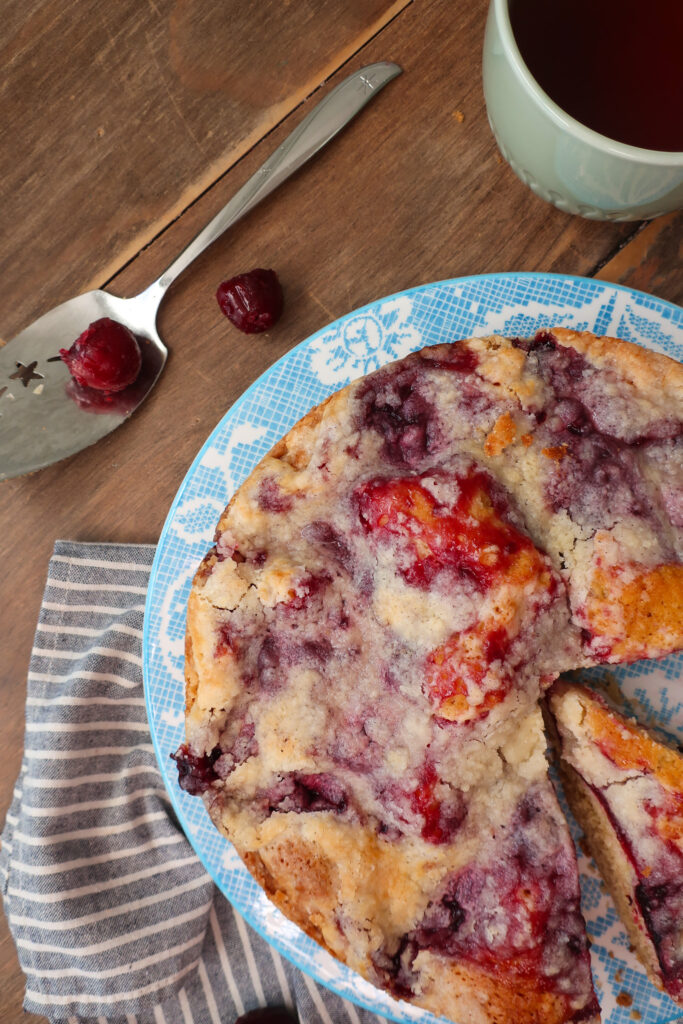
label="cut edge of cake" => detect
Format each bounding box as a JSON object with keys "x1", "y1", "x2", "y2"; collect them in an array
[{"x1": 546, "y1": 678, "x2": 683, "y2": 1008}]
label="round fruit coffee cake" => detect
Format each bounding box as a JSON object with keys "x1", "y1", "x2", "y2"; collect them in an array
[{"x1": 174, "y1": 328, "x2": 683, "y2": 1024}]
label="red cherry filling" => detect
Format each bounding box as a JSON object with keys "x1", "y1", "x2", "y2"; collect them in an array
[
  {"x1": 216, "y1": 268, "x2": 283, "y2": 334},
  {"x1": 358, "y1": 470, "x2": 555, "y2": 723},
  {"x1": 425, "y1": 624, "x2": 511, "y2": 722},
  {"x1": 411, "y1": 761, "x2": 466, "y2": 844},
  {"x1": 357, "y1": 471, "x2": 535, "y2": 591},
  {"x1": 59, "y1": 317, "x2": 142, "y2": 392}
]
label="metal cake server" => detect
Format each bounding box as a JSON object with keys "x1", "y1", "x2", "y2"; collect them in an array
[{"x1": 0, "y1": 62, "x2": 401, "y2": 481}]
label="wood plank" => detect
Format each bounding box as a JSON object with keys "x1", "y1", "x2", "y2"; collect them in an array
[
  {"x1": 0, "y1": 934, "x2": 41, "y2": 1024},
  {"x1": 595, "y1": 211, "x2": 683, "y2": 305},
  {"x1": 0, "y1": 0, "x2": 408, "y2": 343},
  {"x1": 0, "y1": 0, "x2": 675, "y2": 1020},
  {"x1": 105, "y1": 0, "x2": 639, "y2": 332}
]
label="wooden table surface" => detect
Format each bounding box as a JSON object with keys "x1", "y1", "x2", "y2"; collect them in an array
[{"x1": 0, "y1": 1, "x2": 681, "y2": 1020}]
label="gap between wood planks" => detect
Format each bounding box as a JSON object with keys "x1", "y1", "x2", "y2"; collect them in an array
[
  {"x1": 589, "y1": 211, "x2": 681, "y2": 304},
  {"x1": 100, "y1": 0, "x2": 414, "y2": 294},
  {"x1": 587, "y1": 220, "x2": 647, "y2": 279}
]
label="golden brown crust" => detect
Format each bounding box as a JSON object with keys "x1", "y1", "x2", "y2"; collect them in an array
[
  {"x1": 184, "y1": 633, "x2": 199, "y2": 716},
  {"x1": 558, "y1": 760, "x2": 667, "y2": 997},
  {"x1": 552, "y1": 327, "x2": 683, "y2": 397},
  {"x1": 241, "y1": 846, "x2": 338, "y2": 952},
  {"x1": 584, "y1": 564, "x2": 683, "y2": 663},
  {"x1": 415, "y1": 952, "x2": 600, "y2": 1024},
  {"x1": 215, "y1": 386, "x2": 353, "y2": 539},
  {"x1": 240, "y1": 824, "x2": 598, "y2": 1024},
  {"x1": 185, "y1": 549, "x2": 219, "y2": 717},
  {"x1": 484, "y1": 412, "x2": 517, "y2": 457},
  {"x1": 267, "y1": 390, "x2": 341, "y2": 468},
  {"x1": 583, "y1": 691, "x2": 683, "y2": 792}
]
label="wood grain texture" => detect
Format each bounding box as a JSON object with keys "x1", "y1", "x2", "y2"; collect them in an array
[
  {"x1": 0, "y1": 934, "x2": 39, "y2": 1024},
  {"x1": 0, "y1": 0, "x2": 679, "y2": 1021},
  {"x1": 0, "y1": 0, "x2": 407, "y2": 344},
  {"x1": 595, "y1": 211, "x2": 683, "y2": 305}
]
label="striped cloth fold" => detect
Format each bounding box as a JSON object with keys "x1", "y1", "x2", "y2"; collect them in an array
[{"x1": 0, "y1": 541, "x2": 385, "y2": 1024}]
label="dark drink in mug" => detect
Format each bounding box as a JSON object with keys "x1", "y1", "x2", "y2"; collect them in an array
[{"x1": 509, "y1": 0, "x2": 683, "y2": 152}]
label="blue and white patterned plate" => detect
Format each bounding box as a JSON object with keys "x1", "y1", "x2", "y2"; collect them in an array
[{"x1": 143, "y1": 273, "x2": 683, "y2": 1024}]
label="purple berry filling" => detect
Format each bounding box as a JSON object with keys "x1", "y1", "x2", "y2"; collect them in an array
[
  {"x1": 357, "y1": 367, "x2": 438, "y2": 465},
  {"x1": 636, "y1": 878, "x2": 683, "y2": 995},
  {"x1": 171, "y1": 744, "x2": 221, "y2": 795},
  {"x1": 216, "y1": 621, "x2": 240, "y2": 659},
  {"x1": 424, "y1": 344, "x2": 480, "y2": 374},
  {"x1": 214, "y1": 720, "x2": 258, "y2": 779},
  {"x1": 371, "y1": 937, "x2": 419, "y2": 998},
  {"x1": 263, "y1": 772, "x2": 348, "y2": 815},
  {"x1": 331, "y1": 717, "x2": 377, "y2": 773},
  {"x1": 572, "y1": 1003, "x2": 603, "y2": 1023},
  {"x1": 256, "y1": 636, "x2": 287, "y2": 692},
  {"x1": 258, "y1": 477, "x2": 294, "y2": 513},
  {"x1": 546, "y1": 432, "x2": 655, "y2": 522},
  {"x1": 301, "y1": 520, "x2": 352, "y2": 568},
  {"x1": 282, "y1": 572, "x2": 333, "y2": 611},
  {"x1": 514, "y1": 331, "x2": 682, "y2": 534},
  {"x1": 256, "y1": 632, "x2": 332, "y2": 692}
]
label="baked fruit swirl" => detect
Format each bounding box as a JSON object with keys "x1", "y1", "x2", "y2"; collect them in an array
[{"x1": 175, "y1": 329, "x2": 683, "y2": 1024}]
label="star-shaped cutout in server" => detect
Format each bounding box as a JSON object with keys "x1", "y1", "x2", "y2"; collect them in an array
[{"x1": 9, "y1": 361, "x2": 44, "y2": 387}]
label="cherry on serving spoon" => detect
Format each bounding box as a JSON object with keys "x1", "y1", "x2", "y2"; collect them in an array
[
  {"x1": 0, "y1": 62, "x2": 402, "y2": 481},
  {"x1": 59, "y1": 318, "x2": 142, "y2": 392}
]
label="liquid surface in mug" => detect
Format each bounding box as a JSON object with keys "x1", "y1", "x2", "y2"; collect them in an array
[{"x1": 509, "y1": 0, "x2": 683, "y2": 152}]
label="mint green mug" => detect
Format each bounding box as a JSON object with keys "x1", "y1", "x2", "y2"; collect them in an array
[{"x1": 483, "y1": 0, "x2": 683, "y2": 220}]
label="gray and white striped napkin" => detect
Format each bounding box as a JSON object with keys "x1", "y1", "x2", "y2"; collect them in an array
[{"x1": 0, "y1": 541, "x2": 385, "y2": 1024}]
